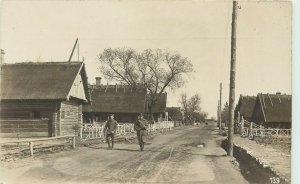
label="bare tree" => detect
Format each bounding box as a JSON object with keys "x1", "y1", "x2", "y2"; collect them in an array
[
  {"x1": 180, "y1": 93, "x2": 206, "y2": 124},
  {"x1": 99, "y1": 48, "x2": 194, "y2": 118},
  {"x1": 221, "y1": 101, "x2": 230, "y2": 126}
]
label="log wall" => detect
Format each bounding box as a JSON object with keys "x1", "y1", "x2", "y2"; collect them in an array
[
  {"x1": 60, "y1": 101, "x2": 81, "y2": 136},
  {"x1": 0, "y1": 119, "x2": 49, "y2": 138}
]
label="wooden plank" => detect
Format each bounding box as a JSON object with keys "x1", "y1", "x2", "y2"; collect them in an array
[
  {"x1": 0, "y1": 132, "x2": 49, "y2": 138},
  {"x1": 0, "y1": 135, "x2": 76, "y2": 144},
  {"x1": 29, "y1": 141, "x2": 34, "y2": 157}
]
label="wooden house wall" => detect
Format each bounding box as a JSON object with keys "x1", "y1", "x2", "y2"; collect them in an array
[
  {"x1": 59, "y1": 101, "x2": 81, "y2": 136},
  {"x1": 0, "y1": 119, "x2": 50, "y2": 138},
  {"x1": 0, "y1": 101, "x2": 55, "y2": 119},
  {"x1": 0, "y1": 101, "x2": 56, "y2": 137},
  {"x1": 83, "y1": 112, "x2": 139, "y2": 124},
  {"x1": 68, "y1": 73, "x2": 87, "y2": 101}
]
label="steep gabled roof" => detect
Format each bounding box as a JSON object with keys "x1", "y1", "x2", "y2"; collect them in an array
[
  {"x1": 235, "y1": 95, "x2": 256, "y2": 119},
  {"x1": 0, "y1": 62, "x2": 90, "y2": 102},
  {"x1": 255, "y1": 93, "x2": 292, "y2": 123},
  {"x1": 83, "y1": 84, "x2": 147, "y2": 113}
]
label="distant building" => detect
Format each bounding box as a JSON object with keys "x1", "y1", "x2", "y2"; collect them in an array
[
  {"x1": 149, "y1": 93, "x2": 167, "y2": 121},
  {"x1": 251, "y1": 93, "x2": 291, "y2": 128},
  {"x1": 0, "y1": 62, "x2": 90, "y2": 138},
  {"x1": 82, "y1": 78, "x2": 168, "y2": 123},
  {"x1": 235, "y1": 95, "x2": 256, "y2": 122},
  {"x1": 166, "y1": 107, "x2": 182, "y2": 121},
  {"x1": 82, "y1": 79, "x2": 147, "y2": 123}
]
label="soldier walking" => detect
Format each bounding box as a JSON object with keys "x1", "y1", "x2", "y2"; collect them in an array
[
  {"x1": 104, "y1": 114, "x2": 118, "y2": 150},
  {"x1": 134, "y1": 114, "x2": 147, "y2": 151}
]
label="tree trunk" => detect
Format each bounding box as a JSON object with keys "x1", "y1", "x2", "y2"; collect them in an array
[{"x1": 147, "y1": 105, "x2": 155, "y2": 124}]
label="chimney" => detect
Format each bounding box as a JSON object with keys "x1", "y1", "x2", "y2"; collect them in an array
[
  {"x1": 0, "y1": 49, "x2": 5, "y2": 66},
  {"x1": 95, "y1": 77, "x2": 102, "y2": 86}
]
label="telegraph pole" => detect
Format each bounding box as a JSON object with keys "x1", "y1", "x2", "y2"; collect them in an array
[
  {"x1": 228, "y1": 0, "x2": 238, "y2": 156},
  {"x1": 219, "y1": 83, "x2": 222, "y2": 130},
  {"x1": 217, "y1": 100, "x2": 220, "y2": 127}
]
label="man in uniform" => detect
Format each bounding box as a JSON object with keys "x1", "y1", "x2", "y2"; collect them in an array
[
  {"x1": 134, "y1": 114, "x2": 148, "y2": 151},
  {"x1": 104, "y1": 114, "x2": 118, "y2": 150}
]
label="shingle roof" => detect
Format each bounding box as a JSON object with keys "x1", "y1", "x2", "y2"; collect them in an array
[
  {"x1": 0, "y1": 62, "x2": 90, "y2": 102},
  {"x1": 83, "y1": 84, "x2": 147, "y2": 113},
  {"x1": 235, "y1": 95, "x2": 256, "y2": 120},
  {"x1": 256, "y1": 93, "x2": 292, "y2": 123}
]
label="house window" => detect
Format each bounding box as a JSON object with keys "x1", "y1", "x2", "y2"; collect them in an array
[
  {"x1": 31, "y1": 111, "x2": 41, "y2": 119},
  {"x1": 61, "y1": 111, "x2": 65, "y2": 119}
]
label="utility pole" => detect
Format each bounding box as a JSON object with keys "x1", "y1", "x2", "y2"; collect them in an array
[
  {"x1": 217, "y1": 100, "x2": 220, "y2": 127},
  {"x1": 219, "y1": 83, "x2": 222, "y2": 130},
  {"x1": 228, "y1": 0, "x2": 238, "y2": 156}
]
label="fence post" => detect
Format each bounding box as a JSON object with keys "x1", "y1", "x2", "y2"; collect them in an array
[
  {"x1": 276, "y1": 128, "x2": 279, "y2": 137},
  {"x1": 250, "y1": 122, "x2": 253, "y2": 137},
  {"x1": 260, "y1": 125, "x2": 263, "y2": 137},
  {"x1": 236, "y1": 111, "x2": 240, "y2": 134},
  {"x1": 72, "y1": 136, "x2": 76, "y2": 149},
  {"x1": 80, "y1": 126, "x2": 83, "y2": 139},
  {"x1": 241, "y1": 116, "x2": 244, "y2": 135},
  {"x1": 29, "y1": 141, "x2": 34, "y2": 157}
]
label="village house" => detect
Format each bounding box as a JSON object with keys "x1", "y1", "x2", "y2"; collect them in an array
[
  {"x1": 149, "y1": 93, "x2": 168, "y2": 121},
  {"x1": 82, "y1": 78, "x2": 147, "y2": 124},
  {"x1": 166, "y1": 107, "x2": 182, "y2": 121},
  {"x1": 82, "y1": 77, "x2": 168, "y2": 124},
  {"x1": 251, "y1": 93, "x2": 292, "y2": 128},
  {"x1": 235, "y1": 95, "x2": 256, "y2": 122},
  {"x1": 0, "y1": 62, "x2": 90, "y2": 138}
]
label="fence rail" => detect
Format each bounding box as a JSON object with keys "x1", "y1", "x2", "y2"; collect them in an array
[
  {"x1": 80, "y1": 121, "x2": 175, "y2": 140},
  {"x1": 0, "y1": 135, "x2": 76, "y2": 157},
  {"x1": 241, "y1": 127, "x2": 291, "y2": 138}
]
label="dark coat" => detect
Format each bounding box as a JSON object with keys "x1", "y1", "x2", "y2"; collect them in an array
[
  {"x1": 104, "y1": 119, "x2": 118, "y2": 134},
  {"x1": 134, "y1": 118, "x2": 147, "y2": 131}
]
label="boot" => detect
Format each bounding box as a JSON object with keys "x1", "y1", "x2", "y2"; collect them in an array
[
  {"x1": 140, "y1": 143, "x2": 143, "y2": 151},
  {"x1": 107, "y1": 143, "x2": 111, "y2": 150}
]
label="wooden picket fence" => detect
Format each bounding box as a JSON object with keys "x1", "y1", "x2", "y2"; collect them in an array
[
  {"x1": 80, "y1": 121, "x2": 175, "y2": 140},
  {"x1": 147, "y1": 121, "x2": 174, "y2": 133},
  {"x1": 239, "y1": 119, "x2": 291, "y2": 138},
  {"x1": 241, "y1": 127, "x2": 291, "y2": 138}
]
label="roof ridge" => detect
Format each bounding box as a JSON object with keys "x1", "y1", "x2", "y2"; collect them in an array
[{"x1": 2, "y1": 61, "x2": 83, "y2": 65}]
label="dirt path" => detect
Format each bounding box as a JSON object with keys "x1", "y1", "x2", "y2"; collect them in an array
[{"x1": 1, "y1": 125, "x2": 249, "y2": 184}]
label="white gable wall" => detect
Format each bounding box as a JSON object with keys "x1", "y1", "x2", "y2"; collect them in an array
[{"x1": 68, "y1": 73, "x2": 87, "y2": 101}]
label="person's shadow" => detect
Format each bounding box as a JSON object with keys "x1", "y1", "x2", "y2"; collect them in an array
[{"x1": 84, "y1": 144, "x2": 140, "y2": 152}]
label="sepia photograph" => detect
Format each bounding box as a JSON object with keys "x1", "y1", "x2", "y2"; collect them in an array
[{"x1": 0, "y1": 0, "x2": 296, "y2": 183}]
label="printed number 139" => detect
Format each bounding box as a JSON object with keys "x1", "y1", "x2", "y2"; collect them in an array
[{"x1": 270, "y1": 177, "x2": 280, "y2": 184}]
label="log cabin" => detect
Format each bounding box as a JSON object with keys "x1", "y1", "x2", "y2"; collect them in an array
[
  {"x1": 0, "y1": 62, "x2": 90, "y2": 138},
  {"x1": 150, "y1": 93, "x2": 168, "y2": 122},
  {"x1": 82, "y1": 80, "x2": 147, "y2": 124},
  {"x1": 251, "y1": 93, "x2": 292, "y2": 128},
  {"x1": 82, "y1": 78, "x2": 168, "y2": 123},
  {"x1": 234, "y1": 95, "x2": 256, "y2": 122}
]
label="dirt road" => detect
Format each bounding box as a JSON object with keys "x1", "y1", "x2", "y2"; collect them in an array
[{"x1": 1, "y1": 124, "x2": 249, "y2": 184}]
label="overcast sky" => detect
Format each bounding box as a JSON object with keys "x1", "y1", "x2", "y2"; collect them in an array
[{"x1": 0, "y1": 0, "x2": 291, "y2": 118}]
